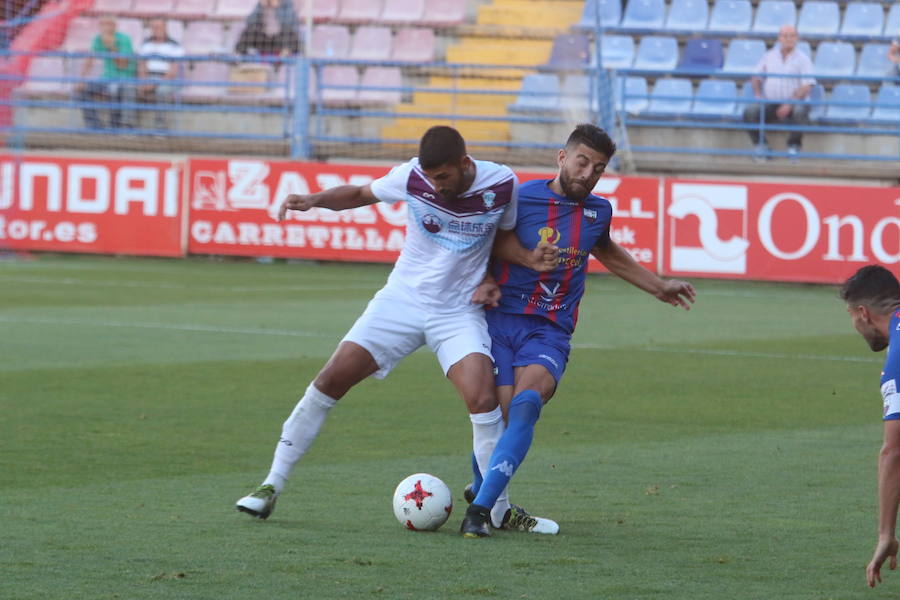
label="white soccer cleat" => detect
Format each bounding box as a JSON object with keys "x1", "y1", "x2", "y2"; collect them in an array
[
  {"x1": 236, "y1": 484, "x2": 278, "y2": 519},
  {"x1": 500, "y1": 504, "x2": 559, "y2": 535}
]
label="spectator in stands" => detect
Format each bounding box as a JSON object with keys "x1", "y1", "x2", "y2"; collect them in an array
[
  {"x1": 888, "y1": 34, "x2": 900, "y2": 77},
  {"x1": 234, "y1": 0, "x2": 301, "y2": 56},
  {"x1": 741, "y1": 25, "x2": 815, "y2": 160},
  {"x1": 75, "y1": 15, "x2": 137, "y2": 129},
  {"x1": 138, "y1": 18, "x2": 185, "y2": 130}
]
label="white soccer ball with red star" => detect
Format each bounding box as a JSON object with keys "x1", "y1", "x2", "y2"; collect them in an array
[{"x1": 392, "y1": 473, "x2": 453, "y2": 531}]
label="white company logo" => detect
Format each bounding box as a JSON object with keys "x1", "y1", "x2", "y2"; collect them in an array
[
  {"x1": 491, "y1": 461, "x2": 515, "y2": 477},
  {"x1": 539, "y1": 282, "x2": 563, "y2": 302},
  {"x1": 668, "y1": 183, "x2": 750, "y2": 274}
]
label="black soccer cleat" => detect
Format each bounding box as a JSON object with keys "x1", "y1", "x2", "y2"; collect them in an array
[
  {"x1": 463, "y1": 483, "x2": 476, "y2": 505},
  {"x1": 460, "y1": 504, "x2": 492, "y2": 538}
]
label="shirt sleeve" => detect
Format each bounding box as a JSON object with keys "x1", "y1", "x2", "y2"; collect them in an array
[
  {"x1": 118, "y1": 33, "x2": 134, "y2": 54},
  {"x1": 497, "y1": 174, "x2": 518, "y2": 231},
  {"x1": 369, "y1": 160, "x2": 415, "y2": 205},
  {"x1": 753, "y1": 52, "x2": 767, "y2": 75},
  {"x1": 91, "y1": 35, "x2": 103, "y2": 52},
  {"x1": 798, "y1": 53, "x2": 816, "y2": 88}
]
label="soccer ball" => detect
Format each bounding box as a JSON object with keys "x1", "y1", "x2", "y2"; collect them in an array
[{"x1": 392, "y1": 473, "x2": 453, "y2": 531}]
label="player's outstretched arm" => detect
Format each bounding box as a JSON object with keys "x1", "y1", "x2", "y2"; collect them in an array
[
  {"x1": 277, "y1": 184, "x2": 378, "y2": 221},
  {"x1": 591, "y1": 241, "x2": 695, "y2": 310},
  {"x1": 491, "y1": 229, "x2": 559, "y2": 273},
  {"x1": 868, "y1": 420, "x2": 900, "y2": 587}
]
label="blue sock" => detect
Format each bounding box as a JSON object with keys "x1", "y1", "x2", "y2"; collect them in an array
[
  {"x1": 472, "y1": 389, "x2": 542, "y2": 509},
  {"x1": 469, "y1": 451, "x2": 483, "y2": 496}
]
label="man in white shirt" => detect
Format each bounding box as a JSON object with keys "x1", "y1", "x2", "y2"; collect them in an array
[
  {"x1": 138, "y1": 19, "x2": 184, "y2": 129},
  {"x1": 235, "y1": 126, "x2": 558, "y2": 527},
  {"x1": 741, "y1": 25, "x2": 815, "y2": 160}
]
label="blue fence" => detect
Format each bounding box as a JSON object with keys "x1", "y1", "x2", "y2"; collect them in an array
[{"x1": 3, "y1": 45, "x2": 900, "y2": 164}]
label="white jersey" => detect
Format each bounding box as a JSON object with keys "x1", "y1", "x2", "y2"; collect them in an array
[{"x1": 369, "y1": 157, "x2": 518, "y2": 311}]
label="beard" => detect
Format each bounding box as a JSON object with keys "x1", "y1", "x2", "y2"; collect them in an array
[
  {"x1": 559, "y1": 170, "x2": 591, "y2": 201},
  {"x1": 865, "y1": 331, "x2": 889, "y2": 352}
]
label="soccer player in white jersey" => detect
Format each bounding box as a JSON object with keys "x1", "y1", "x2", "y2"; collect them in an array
[{"x1": 235, "y1": 126, "x2": 558, "y2": 521}]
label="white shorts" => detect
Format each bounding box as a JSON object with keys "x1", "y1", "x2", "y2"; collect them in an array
[{"x1": 342, "y1": 288, "x2": 492, "y2": 379}]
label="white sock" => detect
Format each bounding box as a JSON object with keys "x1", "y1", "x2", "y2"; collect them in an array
[
  {"x1": 262, "y1": 383, "x2": 337, "y2": 494},
  {"x1": 491, "y1": 488, "x2": 511, "y2": 528},
  {"x1": 469, "y1": 405, "x2": 504, "y2": 508}
]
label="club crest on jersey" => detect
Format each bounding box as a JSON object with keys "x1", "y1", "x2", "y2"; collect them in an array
[
  {"x1": 538, "y1": 226, "x2": 561, "y2": 244},
  {"x1": 583, "y1": 208, "x2": 598, "y2": 222},
  {"x1": 482, "y1": 190, "x2": 496, "y2": 209},
  {"x1": 422, "y1": 213, "x2": 443, "y2": 233}
]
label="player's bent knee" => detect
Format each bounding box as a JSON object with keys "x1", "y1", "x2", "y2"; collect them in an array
[{"x1": 466, "y1": 394, "x2": 499, "y2": 414}]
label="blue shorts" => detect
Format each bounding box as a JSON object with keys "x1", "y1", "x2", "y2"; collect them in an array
[{"x1": 486, "y1": 310, "x2": 571, "y2": 387}]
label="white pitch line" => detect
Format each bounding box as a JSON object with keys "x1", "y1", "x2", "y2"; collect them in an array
[
  {"x1": 0, "y1": 315, "x2": 332, "y2": 338},
  {"x1": 0, "y1": 276, "x2": 379, "y2": 293},
  {"x1": 573, "y1": 343, "x2": 881, "y2": 364},
  {"x1": 0, "y1": 315, "x2": 880, "y2": 364}
]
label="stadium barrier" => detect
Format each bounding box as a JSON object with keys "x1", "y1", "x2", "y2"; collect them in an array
[{"x1": 1, "y1": 153, "x2": 896, "y2": 283}]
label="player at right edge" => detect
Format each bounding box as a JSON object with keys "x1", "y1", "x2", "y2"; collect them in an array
[{"x1": 840, "y1": 265, "x2": 900, "y2": 587}]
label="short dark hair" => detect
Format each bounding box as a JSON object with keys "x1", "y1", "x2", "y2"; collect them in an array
[
  {"x1": 839, "y1": 265, "x2": 900, "y2": 314},
  {"x1": 565, "y1": 123, "x2": 617, "y2": 159},
  {"x1": 418, "y1": 126, "x2": 467, "y2": 170}
]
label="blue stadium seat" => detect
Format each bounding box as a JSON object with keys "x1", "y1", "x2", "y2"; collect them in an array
[
  {"x1": 857, "y1": 43, "x2": 893, "y2": 79},
  {"x1": 509, "y1": 74, "x2": 560, "y2": 111},
  {"x1": 676, "y1": 38, "x2": 724, "y2": 74},
  {"x1": 560, "y1": 75, "x2": 596, "y2": 112},
  {"x1": 807, "y1": 83, "x2": 826, "y2": 121},
  {"x1": 645, "y1": 77, "x2": 693, "y2": 116},
  {"x1": 840, "y1": 2, "x2": 884, "y2": 38},
  {"x1": 546, "y1": 33, "x2": 590, "y2": 69},
  {"x1": 708, "y1": 0, "x2": 752, "y2": 34},
  {"x1": 614, "y1": 75, "x2": 649, "y2": 113},
  {"x1": 723, "y1": 39, "x2": 766, "y2": 73},
  {"x1": 796, "y1": 1, "x2": 839, "y2": 38},
  {"x1": 633, "y1": 35, "x2": 679, "y2": 71},
  {"x1": 822, "y1": 84, "x2": 871, "y2": 122},
  {"x1": 600, "y1": 34, "x2": 635, "y2": 69},
  {"x1": 691, "y1": 78, "x2": 738, "y2": 118},
  {"x1": 870, "y1": 85, "x2": 900, "y2": 123},
  {"x1": 813, "y1": 41, "x2": 856, "y2": 78},
  {"x1": 578, "y1": 0, "x2": 622, "y2": 29},
  {"x1": 620, "y1": 0, "x2": 666, "y2": 30},
  {"x1": 884, "y1": 4, "x2": 900, "y2": 42},
  {"x1": 752, "y1": 1, "x2": 797, "y2": 35},
  {"x1": 736, "y1": 81, "x2": 757, "y2": 115},
  {"x1": 665, "y1": 0, "x2": 708, "y2": 32}
]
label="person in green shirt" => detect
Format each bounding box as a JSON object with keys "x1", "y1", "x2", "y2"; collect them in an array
[{"x1": 75, "y1": 16, "x2": 137, "y2": 129}]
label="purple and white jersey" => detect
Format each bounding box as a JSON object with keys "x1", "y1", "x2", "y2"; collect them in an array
[{"x1": 369, "y1": 157, "x2": 518, "y2": 311}]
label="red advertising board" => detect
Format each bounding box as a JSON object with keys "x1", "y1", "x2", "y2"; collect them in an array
[
  {"x1": 186, "y1": 158, "x2": 662, "y2": 269},
  {"x1": 664, "y1": 179, "x2": 900, "y2": 283},
  {"x1": 187, "y1": 159, "x2": 404, "y2": 261},
  {"x1": 0, "y1": 155, "x2": 184, "y2": 256}
]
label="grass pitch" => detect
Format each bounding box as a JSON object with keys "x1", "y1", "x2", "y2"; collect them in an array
[{"x1": 0, "y1": 254, "x2": 890, "y2": 599}]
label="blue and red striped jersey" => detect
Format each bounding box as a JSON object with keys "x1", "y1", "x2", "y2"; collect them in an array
[
  {"x1": 882, "y1": 310, "x2": 900, "y2": 420},
  {"x1": 492, "y1": 178, "x2": 613, "y2": 334}
]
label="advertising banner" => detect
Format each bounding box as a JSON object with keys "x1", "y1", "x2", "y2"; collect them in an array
[
  {"x1": 664, "y1": 179, "x2": 900, "y2": 283},
  {"x1": 186, "y1": 158, "x2": 662, "y2": 270},
  {"x1": 0, "y1": 155, "x2": 184, "y2": 256}
]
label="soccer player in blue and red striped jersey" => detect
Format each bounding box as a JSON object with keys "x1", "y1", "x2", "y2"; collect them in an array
[
  {"x1": 461, "y1": 124, "x2": 697, "y2": 537},
  {"x1": 840, "y1": 266, "x2": 900, "y2": 588}
]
